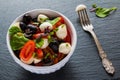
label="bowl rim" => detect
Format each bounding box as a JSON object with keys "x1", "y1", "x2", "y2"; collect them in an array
[{"x1": 6, "y1": 9, "x2": 77, "y2": 69}]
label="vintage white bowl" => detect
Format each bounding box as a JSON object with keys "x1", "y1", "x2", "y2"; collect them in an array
[{"x1": 6, "y1": 9, "x2": 77, "y2": 74}]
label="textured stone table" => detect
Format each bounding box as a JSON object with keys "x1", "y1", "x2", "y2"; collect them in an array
[{"x1": 0, "y1": 0, "x2": 120, "y2": 80}]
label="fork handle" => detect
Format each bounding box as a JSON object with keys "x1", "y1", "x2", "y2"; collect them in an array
[{"x1": 90, "y1": 30, "x2": 115, "y2": 74}]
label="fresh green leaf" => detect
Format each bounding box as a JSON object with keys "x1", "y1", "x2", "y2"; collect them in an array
[
  {"x1": 48, "y1": 35, "x2": 53, "y2": 43},
  {"x1": 48, "y1": 28, "x2": 58, "y2": 43},
  {"x1": 36, "y1": 38, "x2": 44, "y2": 48},
  {"x1": 50, "y1": 31, "x2": 54, "y2": 35},
  {"x1": 96, "y1": 7, "x2": 117, "y2": 18},
  {"x1": 10, "y1": 33, "x2": 29, "y2": 50},
  {"x1": 9, "y1": 26, "x2": 22, "y2": 36},
  {"x1": 44, "y1": 53, "x2": 50, "y2": 59},
  {"x1": 49, "y1": 28, "x2": 58, "y2": 36},
  {"x1": 91, "y1": 4, "x2": 117, "y2": 18},
  {"x1": 92, "y1": 4, "x2": 97, "y2": 8}
]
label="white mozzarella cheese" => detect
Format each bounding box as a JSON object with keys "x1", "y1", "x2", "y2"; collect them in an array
[
  {"x1": 37, "y1": 14, "x2": 49, "y2": 23},
  {"x1": 41, "y1": 38, "x2": 49, "y2": 49},
  {"x1": 39, "y1": 22, "x2": 53, "y2": 32},
  {"x1": 56, "y1": 24, "x2": 67, "y2": 39},
  {"x1": 59, "y1": 43, "x2": 71, "y2": 54}
]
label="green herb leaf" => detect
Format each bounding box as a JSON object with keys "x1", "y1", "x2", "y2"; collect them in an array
[
  {"x1": 48, "y1": 35, "x2": 53, "y2": 43},
  {"x1": 92, "y1": 4, "x2": 97, "y2": 8},
  {"x1": 40, "y1": 17, "x2": 49, "y2": 23},
  {"x1": 10, "y1": 33, "x2": 29, "y2": 50},
  {"x1": 44, "y1": 53, "x2": 50, "y2": 59},
  {"x1": 91, "y1": 4, "x2": 117, "y2": 18},
  {"x1": 36, "y1": 38, "x2": 44, "y2": 48},
  {"x1": 96, "y1": 7, "x2": 117, "y2": 18},
  {"x1": 9, "y1": 26, "x2": 22, "y2": 36},
  {"x1": 50, "y1": 31, "x2": 54, "y2": 35}
]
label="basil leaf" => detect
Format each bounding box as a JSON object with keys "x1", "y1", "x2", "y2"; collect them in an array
[
  {"x1": 91, "y1": 4, "x2": 117, "y2": 18},
  {"x1": 92, "y1": 4, "x2": 97, "y2": 8},
  {"x1": 96, "y1": 7, "x2": 117, "y2": 18}
]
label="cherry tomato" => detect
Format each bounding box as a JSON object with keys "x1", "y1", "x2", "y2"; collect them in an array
[
  {"x1": 32, "y1": 33, "x2": 41, "y2": 39},
  {"x1": 53, "y1": 17, "x2": 64, "y2": 29},
  {"x1": 19, "y1": 40, "x2": 35, "y2": 61},
  {"x1": 64, "y1": 29, "x2": 71, "y2": 44},
  {"x1": 35, "y1": 48, "x2": 43, "y2": 59}
]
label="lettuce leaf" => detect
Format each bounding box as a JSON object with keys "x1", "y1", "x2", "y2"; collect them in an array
[
  {"x1": 10, "y1": 33, "x2": 29, "y2": 50},
  {"x1": 9, "y1": 26, "x2": 22, "y2": 36}
]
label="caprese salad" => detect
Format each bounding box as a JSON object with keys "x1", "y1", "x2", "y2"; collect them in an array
[{"x1": 9, "y1": 13, "x2": 71, "y2": 66}]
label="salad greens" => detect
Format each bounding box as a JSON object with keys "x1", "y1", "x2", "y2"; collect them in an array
[
  {"x1": 8, "y1": 13, "x2": 71, "y2": 66},
  {"x1": 10, "y1": 32, "x2": 29, "y2": 50},
  {"x1": 48, "y1": 28, "x2": 58, "y2": 43},
  {"x1": 36, "y1": 38, "x2": 44, "y2": 48},
  {"x1": 9, "y1": 26, "x2": 22, "y2": 36},
  {"x1": 90, "y1": 4, "x2": 117, "y2": 18}
]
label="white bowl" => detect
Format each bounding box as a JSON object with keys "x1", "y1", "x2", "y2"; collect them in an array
[{"x1": 6, "y1": 9, "x2": 77, "y2": 74}]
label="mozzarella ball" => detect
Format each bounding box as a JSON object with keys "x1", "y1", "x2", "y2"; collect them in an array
[
  {"x1": 33, "y1": 58, "x2": 42, "y2": 64},
  {"x1": 39, "y1": 22, "x2": 53, "y2": 32},
  {"x1": 37, "y1": 14, "x2": 49, "y2": 23},
  {"x1": 56, "y1": 24, "x2": 67, "y2": 39},
  {"x1": 75, "y1": 4, "x2": 87, "y2": 11},
  {"x1": 59, "y1": 43, "x2": 71, "y2": 54},
  {"x1": 41, "y1": 38, "x2": 49, "y2": 49}
]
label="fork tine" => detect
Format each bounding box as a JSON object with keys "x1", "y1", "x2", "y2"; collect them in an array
[
  {"x1": 78, "y1": 10, "x2": 85, "y2": 26},
  {"x1": 77, "y1": 8, "x2": 90, "y2": 26},
  {"x1": 84, "y1": 9, "x2": 90, "y2": 25}
]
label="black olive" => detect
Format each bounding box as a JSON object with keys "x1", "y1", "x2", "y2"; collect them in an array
[
  {"x1": 27, "y1": 24, "x2": 37, "y2": 34},
  {"x1": 42, "y1": 58, "x2": 53, "y2": 66},
  {"x1": 32, "y1": 17, "x2": 37, "y2": 22},
  {"x1": 14, "y1": 50, "x2": 20, "y2": 59},
  {"x1": 22, "y1": 14, "x2": 32, "y2": 24},
  {"x1": 58, "y1": 39, "x2": 65, "y2": 44},
  {"x1": 49, "y1": 40, "x2": 59, "y2": 53},
  {"x1": 19, "y1": 22, "x2": 27, "y2": 32}
]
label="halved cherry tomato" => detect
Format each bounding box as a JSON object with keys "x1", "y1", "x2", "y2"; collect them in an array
[
  {"x1": 33, "y1": 33, "x2": 41, "y2": 39},
  {"x1": 35, "y1": 48, "x2": 43, "y2": 59},
  {"x1": 53, "y1": 58, "x2": 59, "y2": 64},
  {"x1": 59, "y1": 16, "x2": 64, "y2": 23},
  {"x1": 64, "y1": 29, "x2": 71, "y2": 44},
  {"x1": 19, "y1": 40, "x2": 35, "y2": 61},
  {"x1": 33, "y1": 33, "x2": 48, "y2": 39}
]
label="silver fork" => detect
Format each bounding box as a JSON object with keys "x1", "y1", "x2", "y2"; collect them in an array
[{"x1": 76, "y1": 4, "x2": 115, "y2": 74}]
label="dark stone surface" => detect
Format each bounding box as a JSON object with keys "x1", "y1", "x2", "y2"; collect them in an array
[{"x1": 0, "y1": 0, "x2": 120, "y2": 80}]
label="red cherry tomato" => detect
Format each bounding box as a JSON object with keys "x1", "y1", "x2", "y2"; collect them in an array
[
  {"x1": 33, "y1": 33, "x2": 41, "y2": 39},
  {"x1": 19, "y1": 40, "x2": 35, "y2": 61},
  {"x1": 53, "y1": 17, "x2": 64, "y2": 29},
  {"x1": 33, "y1": 33, "x2": 48, "y2": 39},
  {"x1": 64, "y1": 29, "x2": 71, "y2": 44},
  {"x1": 35, "y1": 48, "x2": 43, "y2": 59}
]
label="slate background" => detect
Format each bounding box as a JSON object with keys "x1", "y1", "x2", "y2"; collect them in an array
[{"x1": 0, "y1": 0, "x2": 120, "y2": 80}]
